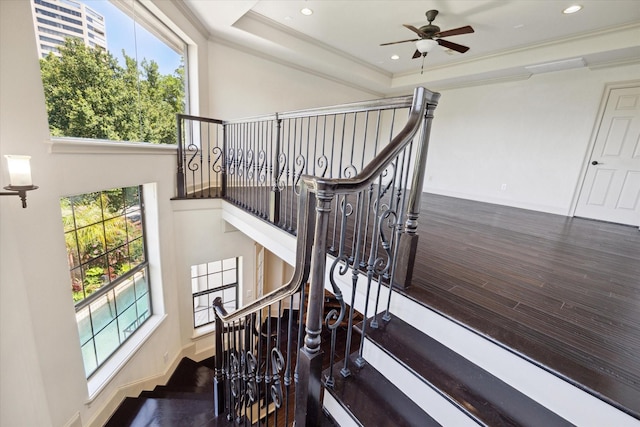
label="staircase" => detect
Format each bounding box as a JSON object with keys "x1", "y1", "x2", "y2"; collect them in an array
[
  {"x1": 324, "y1": 314, "x2": 573, "y2": 427},
  {"x1": 104, "y1": 357, "x2": 225, "y2": 427},
  {"x1": 149, "y1": 87, "x2": 639, "y2": 426}
]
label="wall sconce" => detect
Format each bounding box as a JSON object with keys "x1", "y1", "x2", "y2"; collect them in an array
[{"x1": 1, "y1": 155, "x2": 39, "y2": 208}]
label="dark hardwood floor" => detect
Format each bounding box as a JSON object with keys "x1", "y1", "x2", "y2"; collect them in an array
[{"x1": 405, "y1": 193, "x2": 640, "y2": 418}]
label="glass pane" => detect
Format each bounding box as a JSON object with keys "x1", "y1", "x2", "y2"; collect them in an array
[
  {"x1": 105, "y1": 216, "x2": 127, "y2": 251},
  {"x1": 76, "y1": 306, "x2": 93, "y2": 345},
  {"x1": 60, "y1": 197, "x2": 74, "y2": 232},
  {"x1": 81, "y1": 339, "x2": 98, "y2": 377},
  {"x1": 209, "y1": 271, "x2": 221, "y2": 288},
  {"x1": 134, "y1": 270, "x2": 149, "y2": 298},
  {"x1": 128, "y1": 219, "x2": 143, "y2": 241},
  {"x1": 94, "y1": 319, "x2": 120, "y2": 365},
  {"x1": 82, "y1": 256, "x2": 108, "y2": 296},
  {"x1": 118, "y1": 304, "x2": 138, "y2": 341},
  {"x1": 108, "y1": 244, "x2": 130, "y2": 281},
  {"x1": 129, "y1": 238, "x2": 145, "y2": 267},
  {"x1": 136, "y1": 294, "x2": 150, "y2": 322},
  {"x1": 196, "y1": 263, "x2": 207, "y2": 276},
  {"x1": 208, "y1": 260, "x2": 221, "y2": 273},
  {"x1": 124, "y1": 205, "x2": 141, "y2": 225},
  {"x1": 125, "y1": 186, "x2": 140, "y2": 208},
  {"x1": 70, "y1": 268, "x2": 84, "y2": 303},
  {"x1": 194, "y1": 303, "x2": 210, "y2": 328},
  {"x1": 78, "y1": 223, "x2": 106, "y2": 262},
  {"x1": 222, "y1": 269, "x2": 236, "y2": 286},
  {"x1": 102, "y1": 188, "x2": 124, "y2": 219},
  {"x1": 90, "y1": 291, "x2": 116, "y2": 333},
  {"x1": 222, "y1": 258, "x2": 236, "y2": 270},
  {"x1": 115, "y1": 277, "x2": 136, "y2": 315},
  {"x1": 36, "y1": 1, "x2": 184, "y2": 144},
  {"x1": 195, "y1": 275, "x2": 207, "y2": 292},
  {"x1": 223, "y1": 287, "x2": 236, "y2": 305},
  {"x1": 65, "y1": 231, "x2": 80, "y2": 269},
  {"x1": 72, "y1": 193, "x2": 102, "y2": 228}
]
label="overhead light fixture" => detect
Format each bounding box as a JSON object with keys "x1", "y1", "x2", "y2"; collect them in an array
[
  {"x1": 563, "y1": 5, "x2": 583, "y2": 14},
  {"x1": 1, "y1": 155, "x2": 39, "y2": 208},
  {"x1": 416, "y1": 39, "x2": 438, "y2": 54},
  {"x1": 300, "y1": 7, "x2": 313, "y2": 16},
  {"x1": 390, "y1": 54, "x2": 400, "y2": 60}
]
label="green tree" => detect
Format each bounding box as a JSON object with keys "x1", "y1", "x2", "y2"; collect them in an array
[{"x1": 40, "y1": 38, "x2": 184, "y2": 144}]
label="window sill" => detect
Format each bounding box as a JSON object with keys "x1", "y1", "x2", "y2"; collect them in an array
[
  {"x1": 192, "y1": 322, "x2": 216, "y2": 340},
  {"x1": 48, "y1": 137, "x2": 178, "y2": 155},
  {"x1": 86, "y1": 313, "x2": 167, "y2": 402}
]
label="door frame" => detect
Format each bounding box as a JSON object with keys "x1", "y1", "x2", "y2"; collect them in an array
[{"x1": 570, "y1": 79, "x2": 640, "y2": 224}]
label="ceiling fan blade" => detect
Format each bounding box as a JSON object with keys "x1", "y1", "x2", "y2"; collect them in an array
[
  {"x1": 403, "y1": 24, "x2": 430, "y2": 38},
  {"x1": 412, "y1": 49, "x2": 422, "y2": 59},
  {"x1": 380, "y1": 38, "x2": 420, "y2": 46},
  {"x1": 434, "y1": 25, "x2": 474, "y2": 38},
  {"x1": 437, "y1": 38, "x2": 470, "y2": 53}
]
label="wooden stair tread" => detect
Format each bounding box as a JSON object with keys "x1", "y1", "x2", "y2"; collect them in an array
[
  {"x1": 104, "y1": 397, "x2": 146, "y2": 427},
  {"x1": 363, "y1": 314, "x2": 574, "y2": 427},
  {"x1": 324, "y1": 354, "x2": 440, "y2": 427},
  {"x1": 127, "y1": 396, "x2": 219, "y2": 426}
]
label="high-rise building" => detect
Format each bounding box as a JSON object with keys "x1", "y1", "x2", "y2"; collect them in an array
[{"x1": 31, "y1": 0, "x2": 107, "y2": 58}]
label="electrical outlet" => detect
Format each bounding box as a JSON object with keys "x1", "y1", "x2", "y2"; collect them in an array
[
  {"x1": 246, "y1": 288, "x2": 253, "y2": 298},
  {"x1": 163, "y1": 352, "x2": 169, "y2": 365},
  {"x1": 501, "y1": 183, "x2": 507, "y2": 191}
]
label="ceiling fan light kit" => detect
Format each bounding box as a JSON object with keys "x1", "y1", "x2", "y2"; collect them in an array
[
  {"x1": 380, "y1": 9, "x2": 474, "y2": 72},
  {"x1": 416, "y1": 38, "x2": 438, "y2": 54}
]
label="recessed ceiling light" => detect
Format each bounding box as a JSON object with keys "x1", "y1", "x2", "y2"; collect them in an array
[
  {"x1": 563, "y1": 5, "x2": 583, "y2": 14},
  {"x1": 300, "y1": 7, "x2": 313, "y2": 16},
  {"x1": 390, "y1": 54, "x2": 400, "y2": 60}
]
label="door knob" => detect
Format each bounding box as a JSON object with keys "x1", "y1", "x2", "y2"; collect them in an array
[{"x1": 591, "y1": 161, "x2": 600, "y2": 165}]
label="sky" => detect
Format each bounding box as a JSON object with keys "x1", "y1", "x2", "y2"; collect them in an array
[{"x1": 83, "y1": 1, "x2": 182, "y2": 76}]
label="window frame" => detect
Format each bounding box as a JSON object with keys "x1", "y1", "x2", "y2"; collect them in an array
[
  {"x1": 34, "y1": 0, "x2": 189, "y2": 145},
  {"x1": 62, "y1": 185, "x2": 153, "y2": 378},
  {"x1": 191, "y1": 257, "x2": 240, "y2": 329}
]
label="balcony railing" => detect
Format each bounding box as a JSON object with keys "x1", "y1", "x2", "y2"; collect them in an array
[{"x1": 175, "y1": 87, "x2": 440, "y2": 426}]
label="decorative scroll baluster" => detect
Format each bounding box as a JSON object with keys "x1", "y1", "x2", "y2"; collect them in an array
[{"x1": 207, "y1": 87, "x2": 439, "y2": 427}]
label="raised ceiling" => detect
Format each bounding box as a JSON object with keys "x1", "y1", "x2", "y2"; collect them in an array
[{"x1": 181, "y1": 0, "x2": 640, "y2": 95}]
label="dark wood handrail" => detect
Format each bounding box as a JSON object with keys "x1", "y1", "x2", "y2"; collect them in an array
[{"x1": 211, "y1": 86, "x2": 439, "y2": 323}]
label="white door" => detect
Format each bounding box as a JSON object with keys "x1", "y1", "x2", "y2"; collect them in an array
[{"x1": 575, "y1": 86, "x2": 640, "y2": 226}]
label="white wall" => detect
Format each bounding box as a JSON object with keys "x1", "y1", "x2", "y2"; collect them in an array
[
  {"x1": 171, "y1": 199, "x2": 257, "y2": 353},
  {"x1": 208, "y1": 41, "x2": 378, "y2": 119},
  {"x1": 425, "y1": 64, "x2": 640, "y2": 215},
  {"x1": 0, "y1": 1, "x2": 209, "y2": 426}
]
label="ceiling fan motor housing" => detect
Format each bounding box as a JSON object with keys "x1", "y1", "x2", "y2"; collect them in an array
[{"x1": 419, "y1": 24, "x2": 440, "y2": 37}]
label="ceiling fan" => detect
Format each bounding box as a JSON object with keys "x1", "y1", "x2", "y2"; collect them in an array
[{"x1": 380, "y1": 10, "x2": 474, "y2": 60}]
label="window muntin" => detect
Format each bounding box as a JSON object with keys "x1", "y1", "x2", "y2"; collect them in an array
[
  {"x1": 192, "y1": 258, "x2": 239, "y2": 328},
  {"x1": 61, "y1": 185, "x2": 151, "y2": 377}
]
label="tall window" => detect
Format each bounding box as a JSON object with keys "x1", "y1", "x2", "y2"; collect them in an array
[
  {"x1": 33, "y1": 0, "x2": 186, "y2": 144},
  {"x1": 192, "y1": 258, "x2": 239, "y2": 328},
  {"x1": 61, "y1": 186, "x2": 151, "y2": 377}
]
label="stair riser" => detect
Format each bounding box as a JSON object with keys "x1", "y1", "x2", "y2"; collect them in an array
[
  {"x1": 323, "y1": 393, "x2": 363, "y2": 427},
  {"x1": 384, "y1": 291, "x2": 639, "y2": 427},
  {"x1": 362, "y1": 339, "x2": 478, "y2": 426}
]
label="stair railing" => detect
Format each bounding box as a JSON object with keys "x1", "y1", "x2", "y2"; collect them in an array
[{"x1": 210, "y1": 87, "x2": 440, "y2": 426}]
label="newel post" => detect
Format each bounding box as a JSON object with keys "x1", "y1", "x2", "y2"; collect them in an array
[
  {"x1": 213, "y1": 305, "x2": 225, "y2": 416},
  {"x1": 393, "y1": 98, "x2": 439, "y2": 290},
  {"x1": 295, "y1": 188, "x2": 333, "y2": 427}
]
